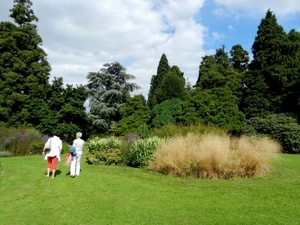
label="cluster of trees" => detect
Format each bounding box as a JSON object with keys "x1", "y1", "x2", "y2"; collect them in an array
[
  {"x1": 1, "y1": 1, "x2": 300, "y2": 151},
  {"x1": 0, "y1": 0, "x2": 89, "y2": 141},
  {"x1": 110, "y1": 10, "x2": 300, "y2": 153},
  {"x1": 115, "y1": 8, "x2": 300, "y2": 135}
]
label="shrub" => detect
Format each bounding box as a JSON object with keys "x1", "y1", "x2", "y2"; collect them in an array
[
  {"x1": 0, "y1": 126, "x2": 47, "y2": 156},
  {"x1": 86, "y1": 137, "x2": 122, "y2": 165},
  {"x1": 241, "y1": 113, "x2": 300, "y2": 153},
  {"x1": 111, "y1": 95, "x2": 151, "y2": 136},
  {"x1": 149, "y1": 124, "x2": 227, "y2": 139},
  {"x1": 127, "y1": 136, "x2": 165, "y2": 168},
  {"x1": 137, "y1": 123, "x2": 150, "y2": 139},
  {"x1": 149, "y1": 98, "x2": 183, "y2": 128},
  {"x1": 148, "y1": 133, "x2": 280, "y2": 179}
]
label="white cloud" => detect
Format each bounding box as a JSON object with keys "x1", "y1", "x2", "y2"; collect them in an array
[
  {"x1": 0, "y1": 0, "x2": 210, "y2": 98},
  {"x1": 211, "y1": 32, "x2": 224, "y2": 41},
  {"x1": 228, "y1": 25, "x2": 234, "y2": 31},
  {"x1": 2, "y1": 0, "x2": 299, "y2": 100},
  {"x1": 214, "y1": 0, "x2": 300, "y2": 17}
]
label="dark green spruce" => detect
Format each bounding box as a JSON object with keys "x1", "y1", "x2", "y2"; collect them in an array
[
  {"x1": 0, "y1": 0, "x2": 51, "y2": 126},
  {"x1": 242, "y1": 10, "x2": 300, "y2": 118},
  {"x1": 147, "y1": 53, "x2": 170, "y2": 109}
]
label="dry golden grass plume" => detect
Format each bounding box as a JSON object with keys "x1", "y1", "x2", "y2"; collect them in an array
[{"x1": 148, "y1": 133, "x2": 281, "y2": 179}]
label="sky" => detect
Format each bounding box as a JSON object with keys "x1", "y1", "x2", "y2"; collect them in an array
[{"x1": 1, "y1": 0, "x2": 300, "y2": 98}]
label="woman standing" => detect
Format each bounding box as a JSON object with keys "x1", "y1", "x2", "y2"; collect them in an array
[
  {"x1": 70, "y1": 132, "x2": 85, "y2": 178},
  {"x1": 42, "y1": 133, "x2": 62, "y2": 178}
]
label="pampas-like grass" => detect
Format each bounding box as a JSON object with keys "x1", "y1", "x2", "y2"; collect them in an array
[{"x1": 148, "y1": 133, "x2": 281, "y2": 179}]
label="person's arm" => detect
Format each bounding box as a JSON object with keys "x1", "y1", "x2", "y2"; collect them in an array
[
  {"x1": 59, "y1": 140, "x2": 63, "y2": 155},
  {"x1": 42, "y1": 139, "x2": 49, "y2": 155}
]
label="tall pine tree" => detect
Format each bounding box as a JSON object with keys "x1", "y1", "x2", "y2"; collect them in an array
[
  {"x1": 157, "y1": 65, "x2": 186, "y2": 103},
  {"x1": 187, "y1": 47, "x2": 245, "y2": 131},
  {"x1": 230, "y1": 44, "x2": 249, "y2": 73},
  {"x1": 147, "y1": 53, "x2": 170, "y2": 108},
  {"x1": 0, "y1": 0, "x2": 51, "y2": 125},
  {"x1": 242, "y1": 10, "x2": 296, "y2": 118},
  {"x1": 286, "y1": 29, "x2": 300, "y2": 115}
]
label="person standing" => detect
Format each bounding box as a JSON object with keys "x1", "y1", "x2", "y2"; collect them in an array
[
  {"x1": 42, "y1": 133, "x2": 62, "y2": 178},
  {"x1": 70, "y1": 132, "x2": 85, "y2": 178}
]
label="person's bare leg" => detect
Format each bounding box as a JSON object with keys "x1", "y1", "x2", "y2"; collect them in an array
[
  {"x1": 46, "y1": 168, "x2": 50, "y2": 177},
  {"x1": 51, "y1": 157, "x2": 58, "y2": 178}
]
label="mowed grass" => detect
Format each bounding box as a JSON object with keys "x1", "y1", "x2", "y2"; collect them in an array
[{"x1": 0, "y1": 153, "x2": 300, "y2": 225}]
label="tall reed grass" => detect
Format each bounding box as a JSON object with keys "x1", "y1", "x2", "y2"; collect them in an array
[
  {"x1": 0, "y1": 126, "x2": 47, "y2": 156},
  {"x1": 149, "y1": 124, "x2": 227, "y2": 138},
  {"x1": 148, "y1": 133, "x2": 281, "y2": 179}
]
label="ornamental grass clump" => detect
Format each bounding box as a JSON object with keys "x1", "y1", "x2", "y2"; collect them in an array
[
  {"x1": 229, "y1": 135, "x2": 281, "y2": 178},
  {"x1": 86, "y1": 137, "x2": 122, "y2": 165},
  {"x1": 0, "y1": 126, "x2": 47, "y2": 156},
  {"x1": 148, "y1": 133, "x2": 280, "y2": 179},
  {"x1": 127, "y1": 136, "x2": 165, "y2": 168}
]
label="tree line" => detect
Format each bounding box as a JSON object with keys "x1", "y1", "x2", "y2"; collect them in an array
[{"x1": 1, "y1": 1, "x2": 300, "y2": 151}]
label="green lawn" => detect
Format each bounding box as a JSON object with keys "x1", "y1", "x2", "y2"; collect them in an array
[{"x1": 0, "y1": 153, "x2": 299, "y2": 225}]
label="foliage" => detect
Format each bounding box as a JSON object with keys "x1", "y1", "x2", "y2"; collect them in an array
[
  {"x1": 0, "y1": 0, "x2": 51, "y2": 126},
  {"x1": 0, "y1": 125, "x2": 47, "y2": 156},
  {"x1": 148, "y1": 53, "x2": 170, "y2": 108},
  {"x1": 181, "y1": 88, "x2": 245, "y2": 132},
  {"x1": 137, "y1": 123, "x2": 150, "y2": 139},
  {"x1": 86, "y1": 62, "x2": 140, "y2": 133},
  {"x1": 156, "y1": 66, "x2": 186, "y2": 103},
  {"x1": 127, "y1": 136, "x2": 164, "y2": 168},
  {"x1": 229, "y1": 44, "x2": 249, "y2": 72},
  {"x1": 35, "y1": 77, "x2": 89, "y2": 141},
  {"x1": 242, "y1": 10, "x2": 300, "y2": 118},
  {"x1": 112, "y1": 95, "x2": 150, "y2": 136},
  {"x1": 149, "y1": 98, "x2": 184, "y2": 128},
  {"x1": 149, "y1": 133, "x2": 280, "y2": 179},
  {"x1": 149, "y1": 124, "x2": 227, "y2": 138},
  {"x1": 148, "y1": 55, "x2": 186, "y2": 109},
  {"x1": 0, "y1": 125, "x2": 70, "y2": 156},
  {"x1": 287, "y1": 29, "x2": 300, "y2": 114},
  {"x1": 241, "y1": 113, "x2": 300, "y2": 153},
  {"x1": 191, "y1": 47, "x2": 245, "y2": 132},
  {"x1": 196, "y1": 46, "x2": 244, "y2": 97},
  {"x1": 0, "y1": 1, "x2": 89, "y2": 138},
  {"x1": 85, "y1": 136, "x2": 122, "y2": 165}
]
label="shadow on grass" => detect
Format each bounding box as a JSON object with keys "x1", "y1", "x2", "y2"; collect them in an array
[
  {"x1": 65, "y1": 169, "x2": 82, "y2": 176},
  {"x1": 44, "y1": 169, "x2": 62, "y2": 178}
]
